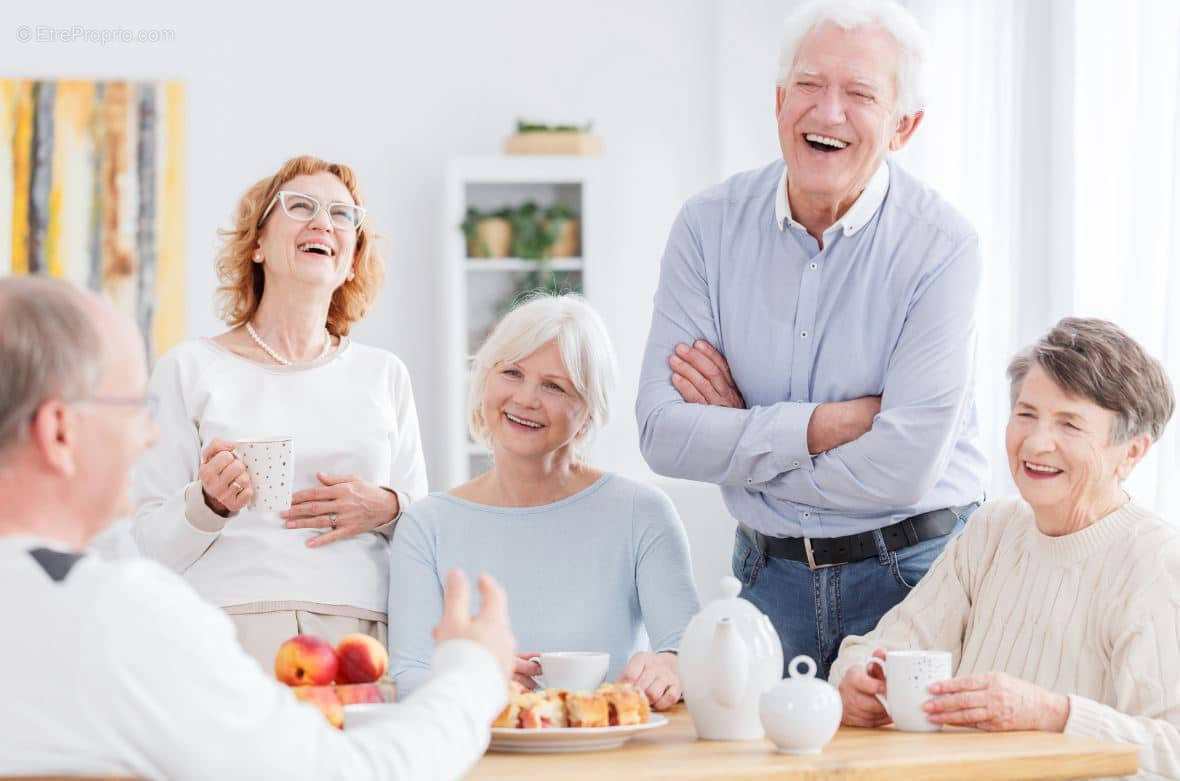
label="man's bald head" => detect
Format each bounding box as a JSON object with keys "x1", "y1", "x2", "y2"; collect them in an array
[{"x1": 0, "y1": 277, "x2": 104, "y2": 457}]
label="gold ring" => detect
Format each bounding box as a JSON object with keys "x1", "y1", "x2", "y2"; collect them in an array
[
  {"x1": 329, "y1": 512, "x2": 338, "y2": 529},
  {"x1": 231, "y1": 481, "x2": 243, "y2": 494}
]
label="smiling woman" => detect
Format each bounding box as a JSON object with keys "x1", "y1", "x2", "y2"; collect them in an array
[
  {"x1": 830, "y1": 317, "x2": 1180, "y2": 779},
  {"x1": 388, "y1": 294, "x2": 701, "y2": 711},
  {"x1": 1004, "y1": 319, "x2": 1173, "y2": 535},
  {"x1": 131, "y1": 156, "x2": 428, "y2": 670}
]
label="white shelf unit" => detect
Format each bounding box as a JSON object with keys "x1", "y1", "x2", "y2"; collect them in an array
[{"x1": 443, "y1": 156, "x2": 598, "y2": 487}]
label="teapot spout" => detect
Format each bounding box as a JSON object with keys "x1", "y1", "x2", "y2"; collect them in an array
[{"x1": 709, "y1": 617, "x2": 749, "y2": 709}]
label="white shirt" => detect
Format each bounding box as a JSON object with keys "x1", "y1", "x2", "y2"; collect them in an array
[
  {"x1": 0, "y1": 534, "x2": 506, "y2": 780},
  {"x1": 775, "y1": 161, "x2": 890, "y2": 237},
  {"x1": 133, "y1": 337, "x2": 428, "y2": 614}
]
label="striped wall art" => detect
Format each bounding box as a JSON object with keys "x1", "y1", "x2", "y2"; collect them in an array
[{"x1": 0, "y1": 79, "x2": 186, "y2": 358}]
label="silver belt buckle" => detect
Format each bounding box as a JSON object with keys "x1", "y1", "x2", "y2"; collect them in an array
[{"x1": 803, "y1": 536, "x2": 839, "y2": 570}]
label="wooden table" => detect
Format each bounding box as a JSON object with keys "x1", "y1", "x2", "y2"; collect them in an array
[{"x1": 469, "y1": 704, "x2": 1138, "y2": 780}]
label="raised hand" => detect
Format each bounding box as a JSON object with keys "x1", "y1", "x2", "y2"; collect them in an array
[{"x1": 433, "y1": 570, "x2": 517, "y2": 681}]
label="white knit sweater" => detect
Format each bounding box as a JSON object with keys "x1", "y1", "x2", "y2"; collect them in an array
[
  {"x1": 829, "y1": 497, "x2": 1180, "y2": 779},
  {"x1": 132, "y1": 338, "x2": 428, "y2": 614}
]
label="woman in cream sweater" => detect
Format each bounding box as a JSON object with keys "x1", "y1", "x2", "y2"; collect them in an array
[
  {"x1": 133, "y1": 156, "x2": 427, "y2": 667},
  {"x1": 831, "y1": 317, "x2": 1179, "y2": 779}
]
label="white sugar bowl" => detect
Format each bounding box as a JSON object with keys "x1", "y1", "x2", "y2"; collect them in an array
[{"x1": 759, "y1": 655, "x2": 842, "y2": 754}]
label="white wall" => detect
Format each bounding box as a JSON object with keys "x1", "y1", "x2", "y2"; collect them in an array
[
  {"x1": 2, "y1": 0, "x2": 722, "y2": 484},
  {"x1": 9, "y1": 0, "x2": 748, "y2": 582}
]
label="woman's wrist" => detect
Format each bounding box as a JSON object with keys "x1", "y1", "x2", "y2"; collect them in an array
[
  {"x1": 1042, "y1": 692, "x2": 1070, "y2": 732},
  {"x1": 380, "y1": 486, "x2": 401, "y2": 523},
  {"x1": 202, "y1": 487, "x2": 231, "y2": 517}
]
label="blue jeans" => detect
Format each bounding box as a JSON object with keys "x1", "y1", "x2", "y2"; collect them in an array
[{"x1": 732, "y1": 504, "x2": 978, "y2": 680}]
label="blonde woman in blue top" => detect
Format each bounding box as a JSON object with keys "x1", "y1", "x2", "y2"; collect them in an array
[{"x1": 389, "y1": 294, "x2": 700, "y2": 710}]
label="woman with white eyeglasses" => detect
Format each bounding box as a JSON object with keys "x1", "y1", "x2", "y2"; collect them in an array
[{"x1": 132, "y1": 156, "x2": 427, "y2": 667}]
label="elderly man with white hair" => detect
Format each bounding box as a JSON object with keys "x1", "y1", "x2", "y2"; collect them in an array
[
  {"x1": 637, "y1": 0, "x2": 987, "y2": 678},
  {"x1": 389, "y1": 294, "x2": 700, "y2": 709},
  {"x1": 0, "y1": 276, "x2": 517, "y2": 780}
]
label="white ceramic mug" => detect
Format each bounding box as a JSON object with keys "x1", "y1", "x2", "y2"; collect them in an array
[
  {"x1": 864, "y1": 650, "x2": 952, "y2": 732},
  {"x1": 233, "y1": 437, "x2": 294, "y2": 516},
  {"x1": 536, "y1": 652, "x2": 610, "y2": 692}
]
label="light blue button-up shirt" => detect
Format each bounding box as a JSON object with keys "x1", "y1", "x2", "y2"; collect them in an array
[{"x1": 636, "y1": 158, "x2": 988, "y2": 538}]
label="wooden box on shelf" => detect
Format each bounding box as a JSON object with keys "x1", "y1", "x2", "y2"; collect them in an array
[{"x1": 504, "y1": 131, "x2": 603, "y2": 157}]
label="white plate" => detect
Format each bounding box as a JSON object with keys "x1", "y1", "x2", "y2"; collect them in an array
[{"x1": 489, "y1": 714, "x2": 668, "y2": 753}]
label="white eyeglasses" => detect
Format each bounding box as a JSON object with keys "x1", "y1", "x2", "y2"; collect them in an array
[{"x1": 258, "y1": 190, "x2": 366, "y2": 230}]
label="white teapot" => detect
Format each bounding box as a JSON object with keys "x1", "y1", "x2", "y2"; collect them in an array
[{"x1": 678, "y1": 576, "x2": 783, "y2": 740}]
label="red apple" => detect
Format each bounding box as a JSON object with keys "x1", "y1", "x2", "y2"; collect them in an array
[
  {"x1": 274, "y1": 635, "x2": 339, "y2": 686},
  {"x1": 334, "y1": 633, "x2": 388, "y2": 684},
  {"x1": 293, "y1": 685, "x2": 344, "y2": 729}
]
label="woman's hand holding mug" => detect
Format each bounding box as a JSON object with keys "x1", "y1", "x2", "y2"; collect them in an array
[{"x1": 199, "y1": 438, "x2": 252, "y2": 516}]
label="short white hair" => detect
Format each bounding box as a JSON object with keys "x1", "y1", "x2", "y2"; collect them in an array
[
  {"x1": 468, "y1": 293, "x2": 617, "y2": 456},
  {"x1": 0, "y1": 277, "x2": 103, "y2": 458},
  {"x1": 775, "y1": 0, "x2": 930, "y2": 117}
]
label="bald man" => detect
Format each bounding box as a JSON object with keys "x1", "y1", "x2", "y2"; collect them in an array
[{"x1": 0, "y1": 276, "x2": 516, "y2": 780}]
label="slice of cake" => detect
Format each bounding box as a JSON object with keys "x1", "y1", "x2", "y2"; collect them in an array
[
  {"x1": 596, "y1": 682, "x2": 651, "y2": 726},
  {"x1": 492, "y1": 701, "x2": 521, "y2": 728},
  {"x1": 492, "y1": 680, "x2": 532, "y2": 728},
  {"x1": 565, "y1": 691, "x2": 609, "y2": 727},
  {"x1": 517, "y1": 689, "x2": 568, "y2": 728}
]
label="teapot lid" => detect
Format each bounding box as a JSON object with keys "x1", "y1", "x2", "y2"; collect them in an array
[
  {"x1": 787, "y1": 655, "x2": 817, "y2": 679},
  {"x1": 698, "y1": 575, "x2": 766, "y2": 622},
  {"x1": 761, "y1": 654, "x2": 840, "y2": 713}
]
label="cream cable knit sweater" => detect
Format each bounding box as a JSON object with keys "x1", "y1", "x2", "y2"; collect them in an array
[{"x1": 829, "y1": 497, "x2": 1180, "y2": 779}]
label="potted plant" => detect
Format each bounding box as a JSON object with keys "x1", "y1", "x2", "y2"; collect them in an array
[
  {"x1": 462, "y1": 202, "x2": 581, "y2": 260},
  {"x1": 544, "y1": 203, "x2": 579, "y2": 258},
  {"x1": 461, "y1": 207, "x2": 512, "y2": 258}
]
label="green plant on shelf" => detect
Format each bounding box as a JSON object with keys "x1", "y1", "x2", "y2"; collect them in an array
[
  {"x1": 516, "y1": 119, "x2": 594, "y2": 134},
  {"x1": 460, "y1": 206, "x2": 511, "y2": 258},
  {"x1": 461, "y1": 202, "x2": 579, "y2": 260}
]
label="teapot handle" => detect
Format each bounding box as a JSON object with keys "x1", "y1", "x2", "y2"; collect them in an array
[{"x1": 710, "y1": 618, "x2": 749, "y2": 708}]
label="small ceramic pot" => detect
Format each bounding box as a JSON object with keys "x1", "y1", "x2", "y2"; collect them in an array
[{"x1": 759, "y1": 655, "x2": 842, "y2": 755}]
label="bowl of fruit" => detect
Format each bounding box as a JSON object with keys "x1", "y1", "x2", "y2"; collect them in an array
[{"x1": 273, "y1": 633, "x2": 396, "y2": 729}]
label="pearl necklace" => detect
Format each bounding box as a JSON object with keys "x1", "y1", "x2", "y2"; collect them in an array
[{"x1": 245, "y1": 321, "x2": 331, "y2": 366}]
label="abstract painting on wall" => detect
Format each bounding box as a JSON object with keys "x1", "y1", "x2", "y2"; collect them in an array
[{"x1": 0, "y1": 79, "x2": 186, "y2": 358}]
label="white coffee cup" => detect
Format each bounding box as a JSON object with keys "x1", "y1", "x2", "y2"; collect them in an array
[
  {"x1": 233, "y1": 437, "x2": 294, "y2": 516},
  {"x1": 536, "y1": 652, "x2": 610, "y2": 692},
  {"x1": 864, "y1": 650, "x2": 952, "y2": 732}
]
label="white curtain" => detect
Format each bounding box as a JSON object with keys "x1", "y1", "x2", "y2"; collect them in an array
[
  {"x1": 1071, "y1": 0, "x2": 1180, "y2": 518},
  {"x1": 895, "y1": 0, "x2": 1049, "y2": 502},
  {"x1": 894, "y1": 0, "x2": 1180, "y2": 515}
]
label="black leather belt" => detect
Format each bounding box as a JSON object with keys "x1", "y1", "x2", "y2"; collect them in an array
[{"x1": 739, "y1": 507, "x2": 965, "y2": 570}]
